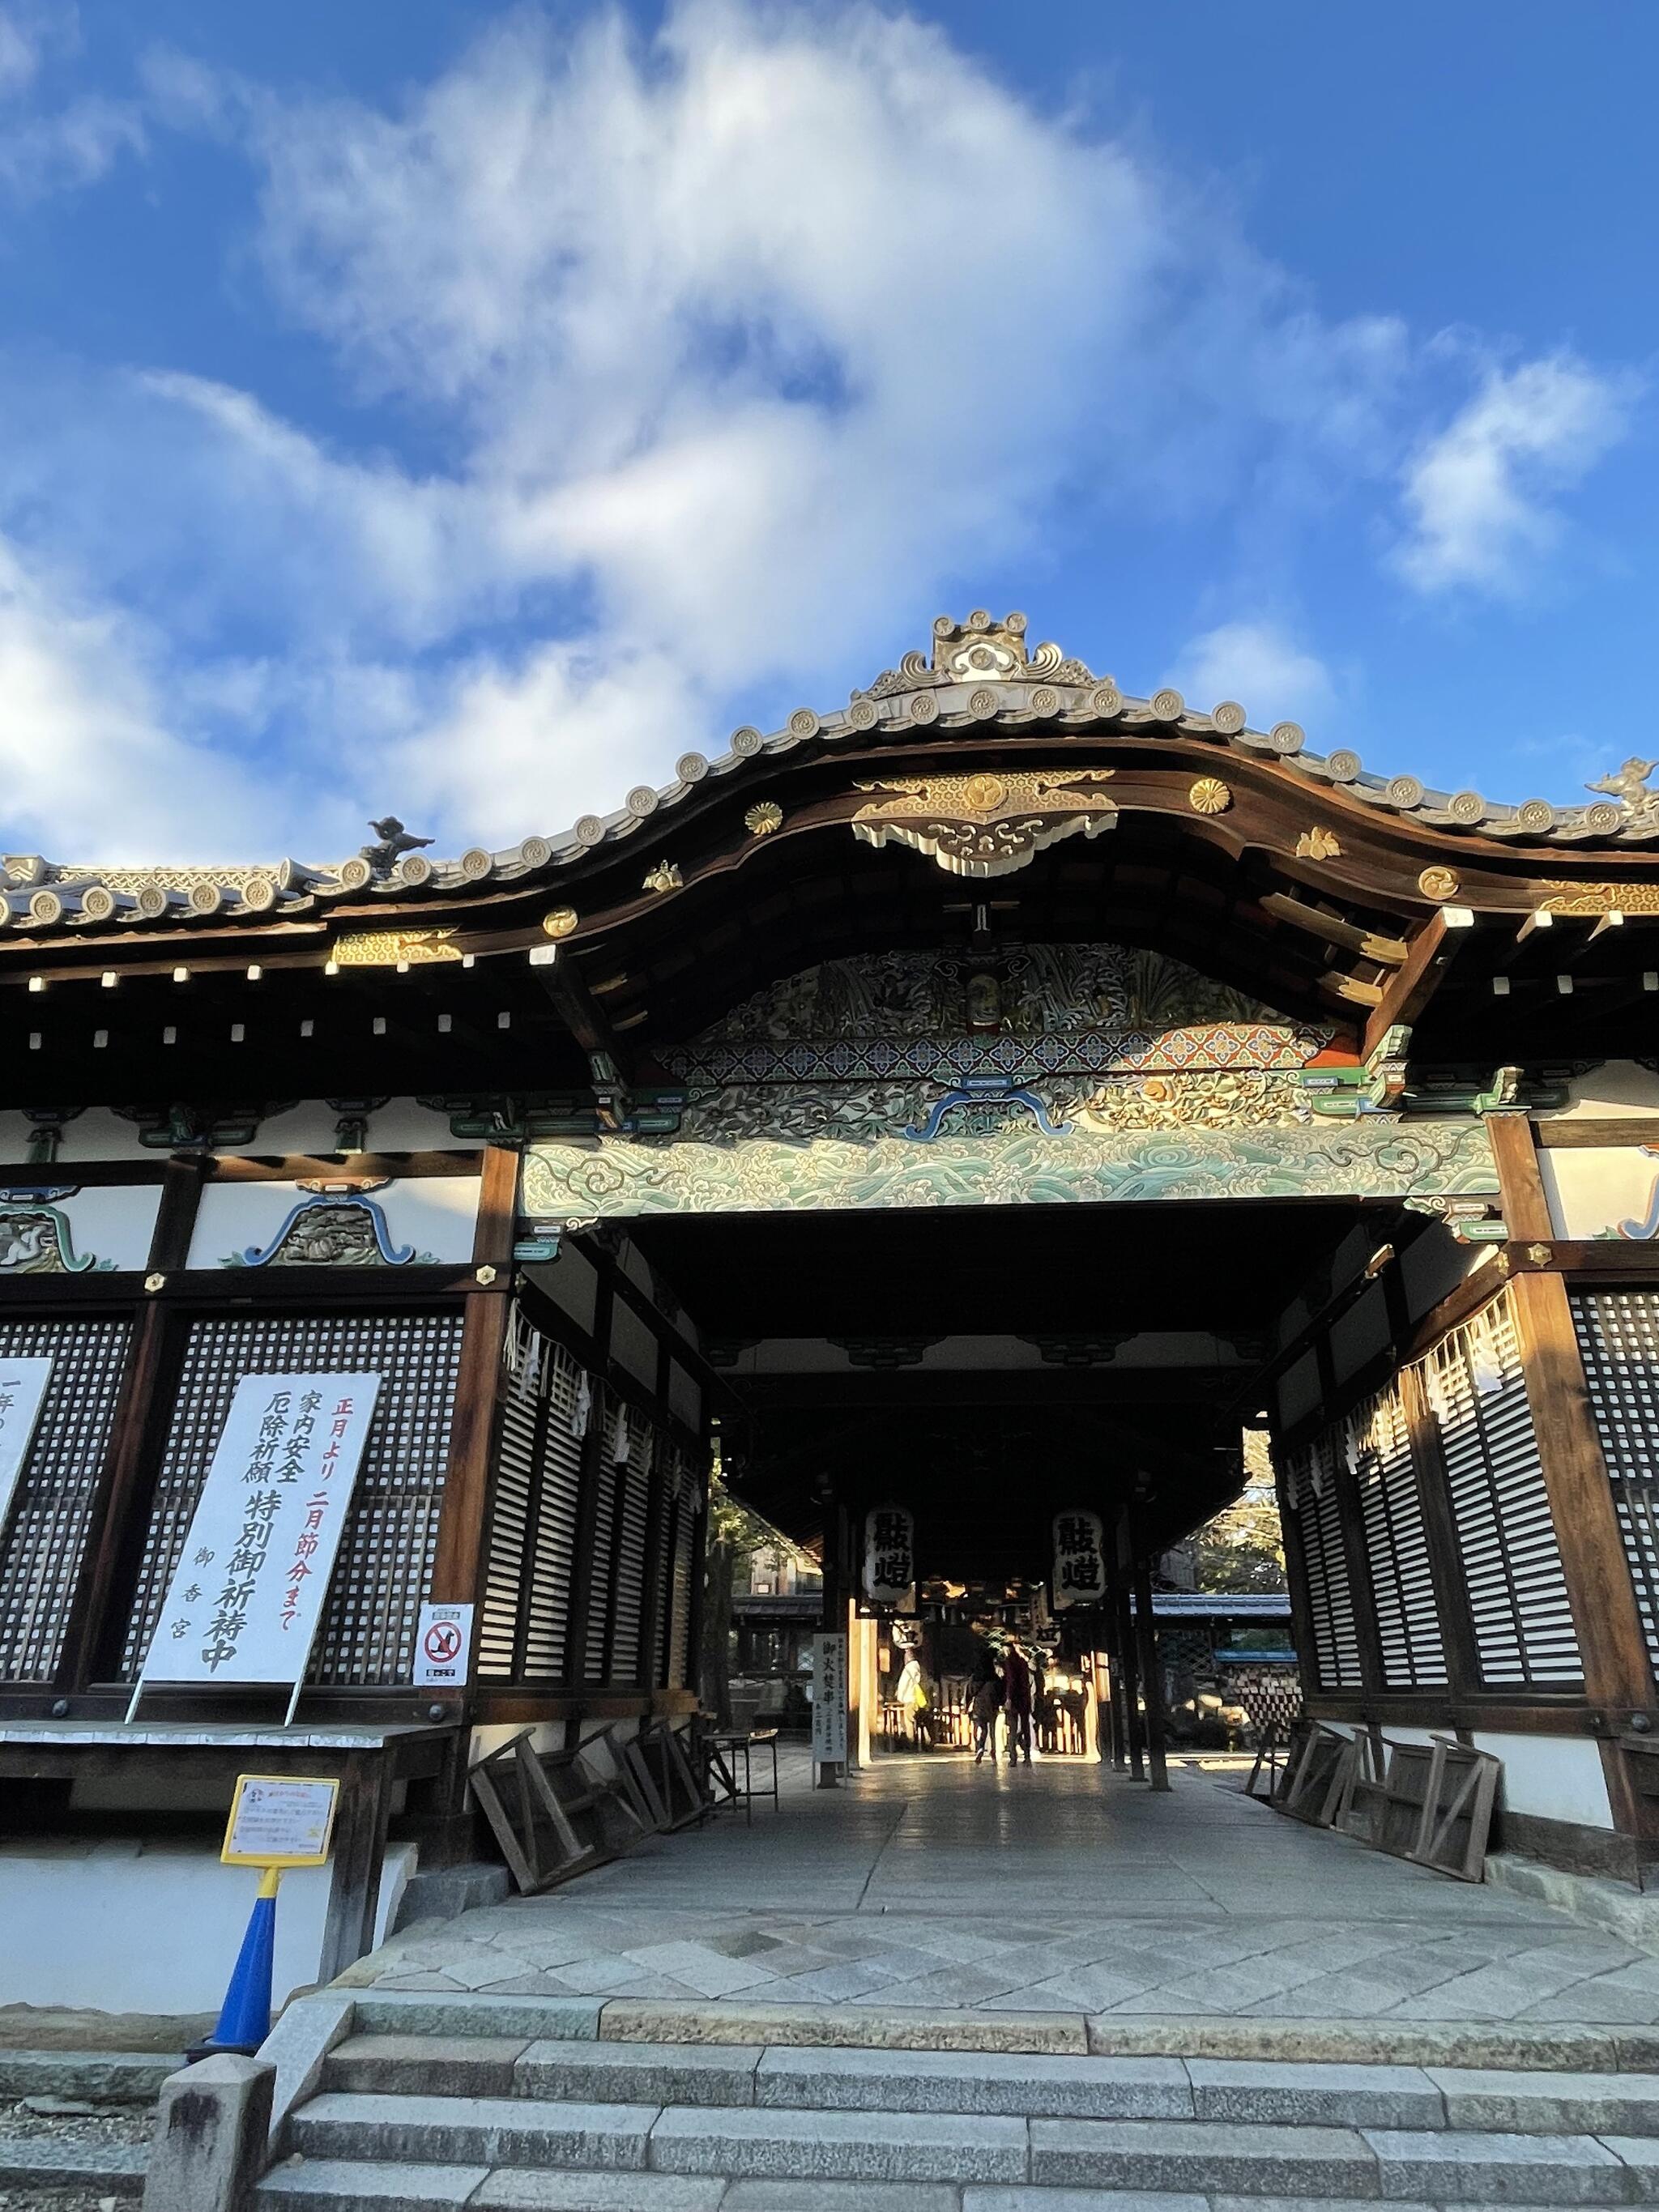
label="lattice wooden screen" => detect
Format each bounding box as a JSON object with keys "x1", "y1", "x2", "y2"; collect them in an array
[
  {"x1": 1284, "y1": 1433, "x2": 1362, "y2": 1691},
  {"x1": 0, "y1": 1315, "x2": 131, "y2": 1683},
  {"x1": 1424, "y1": 1294, "x2": 1581, "y2": 1688},
  {"x1": 119, "y1": 1311, "x2": 463, "y2": 1686},
  {"x1": 1572, "y1": 1288, "x2": 1659, "y2": 1684},
  {"x1": 477, "y1": 1323, "x2": 586, "y2": 1682},
  {"x1": 1347, "y1": 1380, "x2": 1446, "y2": 1689}
]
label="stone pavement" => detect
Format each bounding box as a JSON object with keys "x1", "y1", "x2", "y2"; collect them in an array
[{"x1": 348, "y1": 1750, "x2": 1659, "y2": 2026}]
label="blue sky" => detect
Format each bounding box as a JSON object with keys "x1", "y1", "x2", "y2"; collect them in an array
[{"x1": 0, "y1": 1, "x2": 1653, "y2": 862}]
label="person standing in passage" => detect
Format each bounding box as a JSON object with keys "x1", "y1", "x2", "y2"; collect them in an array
[
  {"x1": 894, "y1": 1651, "x2": 930, "y2": 1750},
  {"x1": 1003, "y1": 1643, "x2": 1034, "y2": 1766},
  {"x1": 969, "y1": 1644, "x2": 1003, "y2": 1765}
]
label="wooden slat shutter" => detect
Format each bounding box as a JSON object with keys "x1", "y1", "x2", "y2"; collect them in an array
[
  {"x1": 1424, "y1": 1293, "x2": 1581, "y2": 1688},
  {"x1": 522, "y1": 1342, "x2": 584, "y2": 1682},
  {"x1": 1348, "y1": 1380, "x2": 1446, "y2": 1688},
  {"x1": 1286, "y1": 1433, "x2": 1362, "y2": 1691},
  {"x1": 608, "y1": 1420, "x2": 655, "y2": 1686}
]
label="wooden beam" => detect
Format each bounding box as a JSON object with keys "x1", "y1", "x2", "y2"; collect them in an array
[
  {"x1": 1362, "y1": 908, "x2": 1464, "y2": 1059},
  {"x1": 1260, "y1": 892, "x2": 1407, "y2": 965},
  {"x1": 1534, "y1": 1119, "x2": 1659, "y2": 1150},
  {"x1": 530, "y1": 944, "x2": 634, "y2": 1097}
]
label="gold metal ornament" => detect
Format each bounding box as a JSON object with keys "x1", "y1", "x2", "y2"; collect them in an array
[
  {"x1": 1418, "y1": 867, "x2": 1460, "y2": 901},
  {"x1": 1296, "y1": 827, "x2": 1342, "y2": 860},
  {"x1": 745, "y1": 803, "x2": 784, "y2": 837},
  {"x1": 332, "y1": 927, "x2": 461, "y2": 968},
  {"x1": 1188, "y1": 778, "x2": 1232, "y2": 815},
  {"x1": 643, "y1": 859, "x2": 683, "y2": 894},
  {"x1": 542, "y1": 907, "x2": 579, "y2": 939}
]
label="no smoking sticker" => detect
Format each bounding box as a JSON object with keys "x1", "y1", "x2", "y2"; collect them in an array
[{"x1": 413, "y1": 1601, "x2": 473, "y2": 1688}]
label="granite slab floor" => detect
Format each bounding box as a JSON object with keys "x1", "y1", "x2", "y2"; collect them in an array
[{"x1": 351, "y1": 1751, "x2": 1659, "y2": 2026}]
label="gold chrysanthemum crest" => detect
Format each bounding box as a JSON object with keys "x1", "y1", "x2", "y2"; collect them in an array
[{"x1": 744, "y1": 802, "x2": 783, "y2": 837}]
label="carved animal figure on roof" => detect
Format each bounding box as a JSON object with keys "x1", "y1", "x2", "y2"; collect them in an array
[
  {"x1": 360, "y1": 817, "x2": 435, "y2": 876},
  {"x1": 1587, "y1": 759, "x2": 1659, "y2": 820}
]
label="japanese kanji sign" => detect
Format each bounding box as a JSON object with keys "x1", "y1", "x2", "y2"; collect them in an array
[
  {"x1": 135, "y1": 1372, "x2": 381, "y2": 1697},
  {"x1": 0, "y1": 1357, "x2": 52, "y2": 1541},
  {"x1": 223, "y1": 1774, "x2": 340, "y2": 1867},
  {"x1": 863, "y1": 1502, "x2": 915, "y2": 1605},
  {"x1": 812, "y1": 1632, "x2": 848, "y2": 1763},
  {"x1": 1051, "y1": 1509, "x2": 1106, "y2": 1610}
]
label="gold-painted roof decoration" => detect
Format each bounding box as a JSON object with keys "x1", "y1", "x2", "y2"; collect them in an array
[{"x1": 5, "y1": 611, "x2": 1657, "y2": 937}]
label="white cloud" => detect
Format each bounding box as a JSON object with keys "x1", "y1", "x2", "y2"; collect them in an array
[
  {"x1": 0, "y1": 3, "x2": 143, "y2": 201},
  {"x1": 0, "y1": 2, "x2": 1639, "y2": 863},
  {"x1": 1173, "y1": 621, "x2": 1335, "y2": 732},
  {"x1": 0, "y1": 539, "x2": 266, "y2": 859},
  {"x1": 1395, "y1": 354, "x2": 1636, "y2": 595}
]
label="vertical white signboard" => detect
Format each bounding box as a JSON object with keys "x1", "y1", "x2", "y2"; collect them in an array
[
  {"x1": 812, "y1": 1632, "x2": 848, "y2": 1764},
  {"x1": 0, "y1": 1357, "x2": 53, "y2": 1536},
  {"x1": 131, "y1": 1372, "x2": 382, "y2": 1722}
]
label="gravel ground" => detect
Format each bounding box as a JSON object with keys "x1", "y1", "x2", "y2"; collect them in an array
[{"x1": 0, "y1": 2095, "x2": 151, "y2": 2210}]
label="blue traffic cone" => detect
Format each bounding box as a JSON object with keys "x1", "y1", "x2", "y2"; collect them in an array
[{"x1": 188, "y1": 1866, "x2": 281, "y2": 2061}]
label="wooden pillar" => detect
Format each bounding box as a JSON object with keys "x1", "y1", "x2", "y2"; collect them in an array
[
  {"x1": 70, "y1": 1153, "x2": 207, "y2": 1688},
  {"x1": 429, "y1": 1142, "x2": 519, "y2": 1614},
  {"x1": 1131, "y1": 1545, "x2": 1171, "y2": 1792},
  {"x1": 1109, "y1": 1524, "x2": 1144, "y2": 1779},
  {"x1": 318, "y1": 1749, "x2": 399, "y2": 1982}
]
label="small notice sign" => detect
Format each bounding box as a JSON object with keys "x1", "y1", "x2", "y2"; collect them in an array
[
  {"x1": 222, "y1": 1774, "x2": 339, "y2": 1867},
  {"x1": 413, "y1": 1600, "x2": 473, "y2": 1688},
  {"x1": 812, "y1": 1632, "x2": 848, "y2": 1764}
]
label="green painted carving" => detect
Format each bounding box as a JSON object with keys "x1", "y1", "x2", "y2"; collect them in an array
[{"x1": 522, "y1": 1115, "x2": 1499, "y2": 1223}]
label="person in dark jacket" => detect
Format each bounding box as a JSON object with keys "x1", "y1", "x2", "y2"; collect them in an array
[
  {"x1": 1003, "y1": 1643, "x2": 1034, "y2": 1765},
  {"x1": 969, "y1": 1644, "x2": 1003, "y2": 1764}
]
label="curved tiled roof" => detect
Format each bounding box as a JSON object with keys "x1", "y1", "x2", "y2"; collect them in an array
[{"x1": 5, "y1": 610, "x2": 1657, "y2": 936}]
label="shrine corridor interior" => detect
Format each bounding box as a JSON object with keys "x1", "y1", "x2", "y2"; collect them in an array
[{"x1": 628, "y1": 1195, "x2": 1375, "y2": 1588}]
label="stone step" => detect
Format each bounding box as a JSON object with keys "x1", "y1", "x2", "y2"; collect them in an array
[
  {"x1": 312, "y1": 2032, "x2": 1659, "y2": 2137},
  {"x1": 644, "y1": 2105, "x2": 1029, "y2": 2185},
  {"x1": 0, "y1": 2045, "x2": 178, "y2": 2100},
  {"x1": 1028, "y1": 2118, "x2": 1635, "y2": 2201},
  {"x1": 258, "y1": 2159, "x2": 727, "y2": 2209},
  {"x1": 0, "y1": 2131, "x2": 148, "y2": 2195},
  {"x1": 288, "y1": 2091, "x2": 660, "y2": 2172}
]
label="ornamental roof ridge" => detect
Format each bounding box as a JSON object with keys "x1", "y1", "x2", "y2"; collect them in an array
[{"x1": 5, "y1": 611, "x2": 1657, "y2": 936}]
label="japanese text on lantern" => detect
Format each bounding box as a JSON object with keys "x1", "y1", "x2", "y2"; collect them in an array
[
  {"x1": 863, "y1": 1503, "x2": 915, "y2": 1604},
  {"x1": 1051, "y1": 1510, "x2": 1105, "y2": 1609}
]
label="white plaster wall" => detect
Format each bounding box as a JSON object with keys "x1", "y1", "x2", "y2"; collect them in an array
[
  {"x1": 1544, "y1": 1063, "x2": 1659, "y2": 1121},
  {"x1": 188, "y1": 1177, "x2": 480, "y2": 1269},
  {"x1": 1472, "y1": 1733, "x2": 1614, "y2": 1829},
  {"x1": 45, "y1": 1111, "x2": 154, "y2": 1164},
  {"x1": 0, "y1": 1839, "x2": 415, "y2": 2014},
  {"x1": 215, "y1": 1098, "x2": 466, "y2": 1157},
  {"x1": 1540, "y1": 1147, "x2": 1659, "y2": 1242}
]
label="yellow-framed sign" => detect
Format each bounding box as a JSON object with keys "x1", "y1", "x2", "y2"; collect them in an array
[{"x1": 222, "y1": 1774, "x2": 340, "y2": 1869}]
